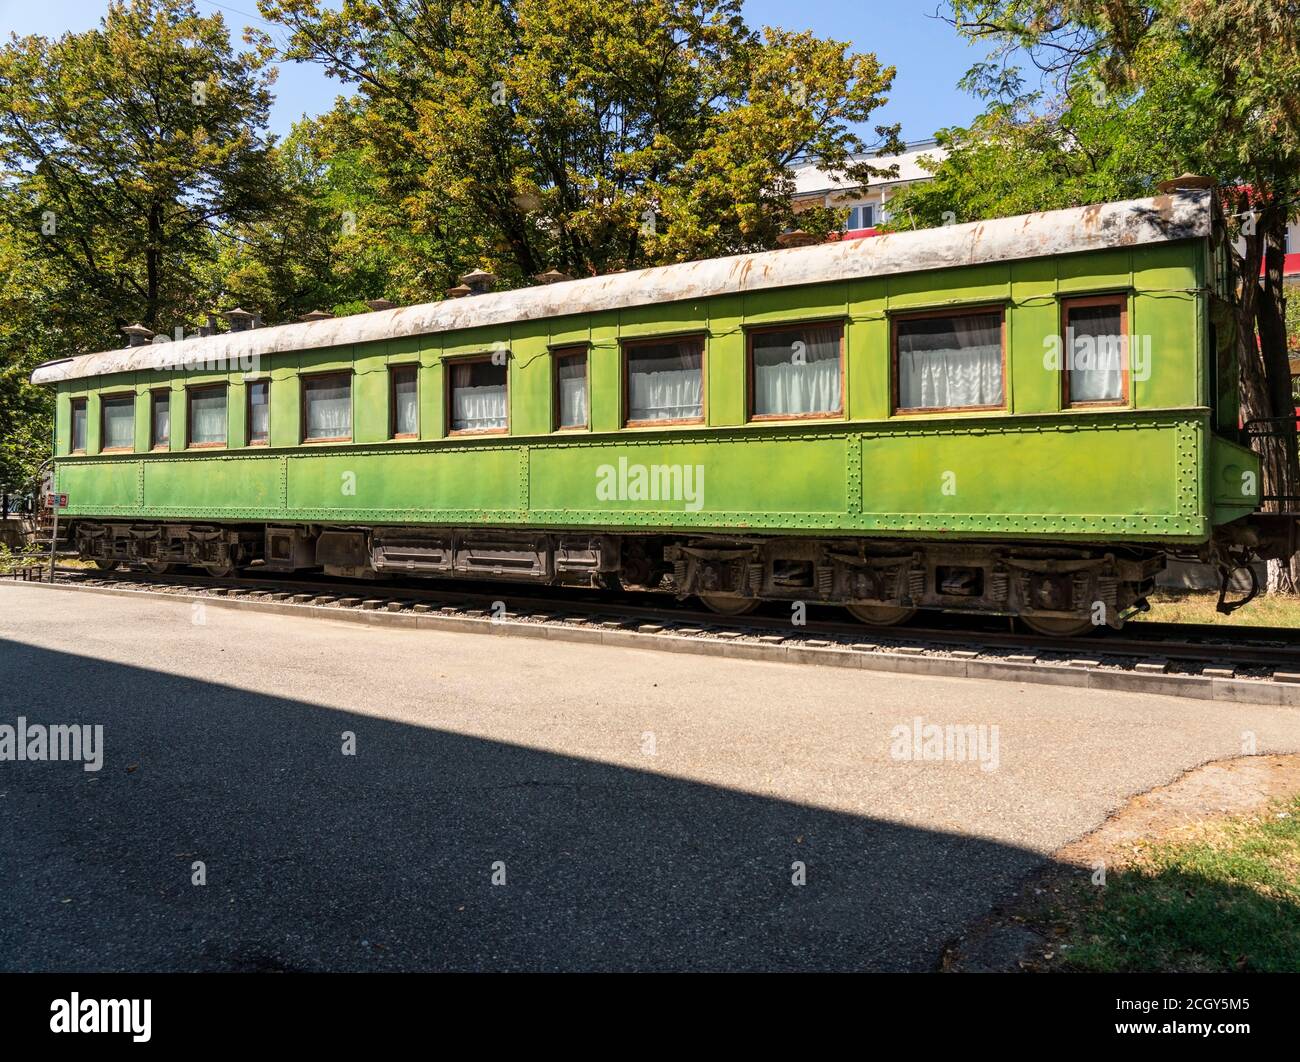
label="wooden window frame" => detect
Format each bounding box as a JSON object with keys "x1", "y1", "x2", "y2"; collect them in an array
[
  {"x1": 300, "y1": 371, "x2": 353, "y2": 445},
  {"x1": 551, "y1": 345, "x2": 590, "y2": 432},
  {"x1": 745, "y1": 319, "x2": 846, "y2": 423},
  {"x1": 389, "y1": 364, "x2": 419, "y2": 440},
  {"x1": 621, "y1": 333, "x2": 708, "y2": 428},
  {"x1": 69, "y1": 397, "x2": 88, "y2": 454},
  {"x1": 246, "y1": 379, "x2": 271, "y2": 446},
  {"x1": 445, "y1": 354, "x2": 509, "y2": 437},
  {"x1": 98, "y1": 391, "x2": 136, "y2": 453},
  {"x1": 186, "y1": 383, "x2": 229, "y2": 450},
  {"x1": 149, "y1": 388, "x2": 171, "y2": 451},
  {"x1": 1059, "y1": 293, "x2": 1131, "y2": 409},
  {"x1": 890, "y1": 304, "x2": 1008, "y2": 416}
]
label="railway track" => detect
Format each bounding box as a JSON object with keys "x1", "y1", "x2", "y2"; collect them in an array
[{"x1": 18, "y1": 563, "x2": 1300, "y2": 686}]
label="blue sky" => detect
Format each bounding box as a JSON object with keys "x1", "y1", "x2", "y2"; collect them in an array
[{"x1": 0, "y1": 0, "x2": 988, "y2": 142}]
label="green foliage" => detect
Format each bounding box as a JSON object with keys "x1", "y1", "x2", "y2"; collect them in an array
[
  {"x1": 0, "y1": 0, "x2": 280, "y2": 481},
  {"x1": 255, "y1": 0, "x2": 902, "y2": 286}
]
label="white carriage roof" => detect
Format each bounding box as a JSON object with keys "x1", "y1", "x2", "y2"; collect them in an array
[{"x1": 31, "y1": 190, "x2": 1211, "y2": 386}]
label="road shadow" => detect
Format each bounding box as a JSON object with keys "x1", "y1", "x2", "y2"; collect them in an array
[{"x1": 0, "y1": 638, "x2": 1045, "y2": 972}]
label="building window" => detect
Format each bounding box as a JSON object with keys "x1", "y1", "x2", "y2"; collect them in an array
[
  {"x1": 188, "y1": 385, "x2": 228, "y2": 447},
  {"x1": 390, "y1": 365, "x2": 419, "y2": 438},
  {"x1": 70, "y1": 398, "x2": 87, "y2": 453},
  {"x1": 553, "y1": 348, "x2": 588, "y2": 430},
  {"x1": 624, "y1": 336, "x2": 704, "y2": 425},
  {"x1": 150, "y1": 390, "x2": 170, "y2": 449},
  {"x1": 749, "y1": 322, "x2": 843, "y2": 420},
  {"x1": 894, "y1": 309, "x2": 1004, "y2": 412},
  {"x1": 100, "y1": 394, "x2": 135, "y2": 451},
  {"x1": 448, "y1": 357, "x2": 507, "y2": 434},
  {"x1": 302, "y1": 373, "x2": 351, "y2": 442},
  {"x1": 247, "y1": 380, "x2": 270, "y2": 444},
  {"x1": 845, "y1": 203, "x2": 875, "y2": 230},
  {"x1": 1061, "y1": 295, "x2": 1128, "y2": 406}
]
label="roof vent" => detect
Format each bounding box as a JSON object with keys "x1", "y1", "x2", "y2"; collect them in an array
[
  {"x1": 459, "y1": 268, "x2": 497, "y2": 295},
  {"x1": 223, "y1": 307, "x2": 257, "y2": 332},
  {"x1": 1156, "y1": 173, "x2": 1215, "y2": 193},
  {"x1": 122, "y1": 323, "x2": 155, "y2": 347},
  {"x1": 365, "y1": 298, "x2": 397, "y2": 312},
  {"x1": 775, "y1": 229, "x2": 820, "y2": 249},
  {"x1": 533, "y1": 268, "x2": 573, "y2": 284},
  {"x1": 299, "y1": 309, "x2": 334, "y2": 322},
  {"x1": 444, "y1": 284, "x2": 471, "y2": 299}
]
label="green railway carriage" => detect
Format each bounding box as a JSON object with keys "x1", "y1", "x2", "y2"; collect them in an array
[{"x1": 31, "y1": 189, "x2": 1278, "y2": 634}]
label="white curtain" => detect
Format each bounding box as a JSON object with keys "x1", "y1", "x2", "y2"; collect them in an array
[
  {"x1": 753, "y1": 326, "x2": 841, "y2": 415},
  {"x1": 304, "y1": 379, "x2": 350, "y2": 439},
  {"x1": 190, "y1": 390, "x2": 227, "y2": 445},
  {"x1": 249, "y1": 385, "x2": 270, "y2": 441},
  {"x1": 102, "y1": 399, "x2": 135, "y2": 448},
  {"x1": 452, "y1": 363, "x2": 506, "y2": 430},
  {"x1": 152, "y1": 398, "x2": 170, "y2": 446},
  {"x1": 898, "y1": 314, "x2": 1002, "y2": 409},
  {"x1": 393, "y1": 375, "x2": 418, "y2": 435},
  {"x1": 1067, "y1": 306, "x2": 1124, "y2": 402},
  {"x1": 72, "y1": 404, "x2": 86, "y2": 450},
  {"x1": 628, "y1": 343, "x2": 703, "y2": 422},
  {"x1": 557, "y1": 357, "x2": 587, "y2": 427}
]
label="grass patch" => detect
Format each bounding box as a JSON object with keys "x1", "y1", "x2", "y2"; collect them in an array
[
  {"x1": 1045, "y1": 797, "x2": 1300, "y2": 972},
  {"x1": 1136, "y1": 589, "x2": 1300, "y2": 628}
]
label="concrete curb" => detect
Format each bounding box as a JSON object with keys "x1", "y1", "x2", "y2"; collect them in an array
[{"x1": 12, "y1": 578, "x2": 1300, "y2": 707}]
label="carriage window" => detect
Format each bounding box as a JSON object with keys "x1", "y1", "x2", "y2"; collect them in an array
[
  {"x1": 247, "y1": 380, "x2": 270, "y2": 444},
  {"x1": 624, "y1": 336, "x2": 704, "y2": 425},
  {"x1": 1062, "y1": 297, "x2": 1127, "y2": 406},
  {"x1": 302, "y1": 373, "x2": 351, "y2": 442},
  {"x1": 749, "y1": 323, "x2": 842, "y2": 419},
  {"x1": 448, "y1": 358, "x2": 507, "y2": 434},
  {"x1": 150, "y1": 391, "x2": 170, "y2": 449},
  {"x1": 100, "y1": 394, "x2": 135, "y2": 451},
  {"x1": 894, "y1": 310, "x2": 1004, "y2": 412},
  {"x1": 390, "y1": 366, "x2": 418, "y2": 438},
  {"x1": 188, "y1": 385, "x2": 228, "y2": 447},
  {"x1": 70, "y1": 399, "x2": 87, "y2": 453},
  {"x1": 554, "y1": 348, "x2": 588, "y2": 430}
]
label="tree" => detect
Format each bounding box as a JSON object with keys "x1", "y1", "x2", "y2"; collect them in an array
[
  {"x1": 255, "y1": 0, "x2": 903, "y2": 287},
  {"x1": 0, "y1": 0, "x2": 280, "y2": 344},
  {"x1": 887, "y1": 1, "x2": 1300, "y2": 591}
]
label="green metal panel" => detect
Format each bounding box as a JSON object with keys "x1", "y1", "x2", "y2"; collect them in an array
[
  {"x1": 56, "y1": 458, "x2": 139, "y2": 512},
  {"x1": 285, "y1": 446, "x2": 525, "y2": 517},
  {"x1": 886, "y1": 263, "x2": 1010, "y2": 309},
  {"x1": 145, "y1": 453, "x2": 281, "y2": 511},
  {"x1": 353, "y1": 341, "x2": 389, "y2": 444}
]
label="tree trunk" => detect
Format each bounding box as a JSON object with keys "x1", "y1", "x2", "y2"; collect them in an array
[{"x1": 1236, "y1": 209, "x2": 1299, "y2": 593}]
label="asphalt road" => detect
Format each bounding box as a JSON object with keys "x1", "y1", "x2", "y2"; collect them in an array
[{"x1": 2, "y1": 582, "x2": 1298, "y2": 971}]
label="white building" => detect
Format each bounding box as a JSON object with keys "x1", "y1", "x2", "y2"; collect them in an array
[{"x1": 789, "y1": 138, "x2": 947, "y2": 234}]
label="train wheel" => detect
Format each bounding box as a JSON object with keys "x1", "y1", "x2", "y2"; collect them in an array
[
  {"x1": 144, "y1": 561, "x2": 173, "y2": 574},
  {"x1": 1020, "y1": 614, "x2": 1094, "y2": 637},
  {"x1": 698, "y1": 594, "x2": 761, "y2": 617},
  {"x1": 845, "y1": 603, "x2": 917, "y2": 626},
  {"x1": 93, "y1": 559, "x2": 119, "y2": 571},
  {"x1": 202, "y1": 562, "x2": 235, "y2": 578}
]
